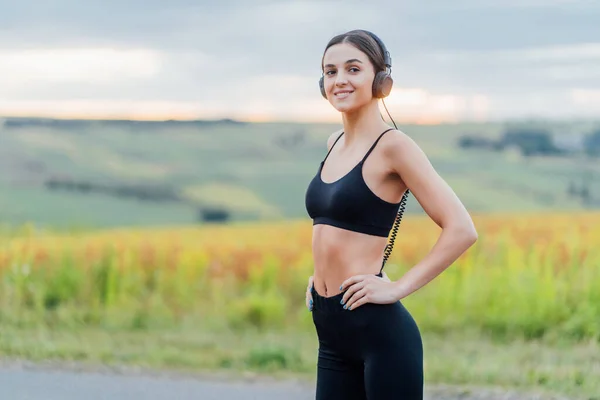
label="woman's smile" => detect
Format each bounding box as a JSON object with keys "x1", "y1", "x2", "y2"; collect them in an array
[{"x1": 334, "y1": 90, "x2": 354, "y2": 99}]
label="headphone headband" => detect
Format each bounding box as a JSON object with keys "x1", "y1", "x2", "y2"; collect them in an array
[{"x1": 359, "y1": 30, "x2": 392, "y2": 71}]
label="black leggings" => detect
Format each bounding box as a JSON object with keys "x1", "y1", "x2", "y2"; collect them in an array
[{"x1": 310, "y1": 275, "x2": 424, "y2": 399}]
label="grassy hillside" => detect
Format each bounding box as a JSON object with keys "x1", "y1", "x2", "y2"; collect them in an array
[{"x1": 0, "y1": 118, "x2": 598, "y2": 229}]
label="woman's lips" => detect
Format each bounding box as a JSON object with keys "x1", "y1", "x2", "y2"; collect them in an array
[{"x1": 334, "y1": 90, "x2": 354, "y2": 99}]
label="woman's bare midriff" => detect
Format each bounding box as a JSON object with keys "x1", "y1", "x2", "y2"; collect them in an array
[{"x1": 312, "y1": 224, "x2": 388, "y2": 298}]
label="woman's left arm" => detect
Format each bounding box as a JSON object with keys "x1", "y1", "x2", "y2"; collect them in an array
[
  {"x1": 387, "y1": 130, "x2": 478, "y2": 300},
  {"x1": 340, "y1": 130, "x2": 478, "y2": 310}
]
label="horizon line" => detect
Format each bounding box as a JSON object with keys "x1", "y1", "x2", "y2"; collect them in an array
[{"x1": 1, "y1": 114, "x2": 595, "y2": 126}]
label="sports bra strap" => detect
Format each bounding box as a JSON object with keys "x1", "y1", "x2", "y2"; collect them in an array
[
  {"x1": 322, "y1": 131, "x2": 345, "y2": 163},
  {"x1": 361, "y1": 128, "x2": 394, "y2": 163}
]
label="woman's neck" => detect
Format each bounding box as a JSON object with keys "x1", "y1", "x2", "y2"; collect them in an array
[{"x1": 341, "y1": 100, "x2": 391, "y2": 144}]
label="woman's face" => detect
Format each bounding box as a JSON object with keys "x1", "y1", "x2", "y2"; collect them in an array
[{"x1": 321, "y1": 43, "x2": 376, "y2": 113}]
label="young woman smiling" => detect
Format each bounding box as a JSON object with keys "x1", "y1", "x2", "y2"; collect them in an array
[{"x1": 303, "y1": 29, "x2": 478, "y2": 399}]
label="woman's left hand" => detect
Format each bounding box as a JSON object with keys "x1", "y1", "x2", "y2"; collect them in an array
[{"x1": 340, "y1": 272, "x2": 399, "y2": 310}]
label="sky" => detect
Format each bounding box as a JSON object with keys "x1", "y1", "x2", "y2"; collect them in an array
[{"x1": 0, "y1": 0, "x2": 599, "y2": 123}]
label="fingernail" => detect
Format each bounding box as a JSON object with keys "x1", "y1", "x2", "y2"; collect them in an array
[
  {"x1": 343, "y1": 305, "x2": 347, "y2": 310},
  {"x1": 339, "y1": 285, "x2": 343, "y2": 290},
  {"x1": 339, "y1": 299, "x2": 344, "y2": 305}
]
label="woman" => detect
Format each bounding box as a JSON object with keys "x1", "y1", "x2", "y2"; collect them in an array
[{"x1": 303, "y1": 29, "x2": 478, "y2": 399}]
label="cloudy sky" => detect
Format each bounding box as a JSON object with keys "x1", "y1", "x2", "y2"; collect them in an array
[{"x1": 0, "y1": 0, "x2": 599, "y2": 123}]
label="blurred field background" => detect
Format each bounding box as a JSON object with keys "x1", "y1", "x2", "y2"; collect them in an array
[
  {"x1": 1, "y1": 118, "x2": 600, "y2": 398},
  {"x1": 1, "y1": 208, "x2": 600, "y2": 398},
  {"x1": 1, "y1": 118, "x2": 600, "y2": 228},
  {"x1": 2, "y1": 1, "x2": 600, "y2": 399}
]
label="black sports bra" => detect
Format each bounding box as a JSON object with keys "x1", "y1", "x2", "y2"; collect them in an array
[{"x1": 304, "y1": 128, "x2": 401, "y2": 237}]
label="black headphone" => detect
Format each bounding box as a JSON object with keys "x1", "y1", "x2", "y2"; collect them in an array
[{"x1": 319, "y1": 30, "x2": 393, "y2": 100}]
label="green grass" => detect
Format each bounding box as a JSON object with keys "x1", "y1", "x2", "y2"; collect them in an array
[
  {"x1": 0, "y1": 326, "x2": 597, "y2": 398},
  {"x1": 1, "y1": 212, "x2": 599, "y2": 398},
  {"x1": 0, "y1": 119, "x2": 597, "y2": 228},
  {"x1": 0, "y1": 181, "x2": 196, "y2": 229}
]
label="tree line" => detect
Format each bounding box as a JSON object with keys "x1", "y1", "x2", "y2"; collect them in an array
[{"x1": 458, "y1": 127, "x2": 600, "y2": 157}]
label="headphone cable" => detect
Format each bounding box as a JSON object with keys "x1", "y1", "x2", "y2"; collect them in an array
[
  {"x1": 380, "y1": 98, "x2": 398, "y2": 130},
  {"x1": 377, "y1": 97, "x2": 409, "y2": 273}
]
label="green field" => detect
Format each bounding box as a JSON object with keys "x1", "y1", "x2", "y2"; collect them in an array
[
  {"x1": 2, "y1": 213, "x2": 600, "y2": 398},
  {"x1": 0, "y1": 118, "x2": 598, "y2": 229}
]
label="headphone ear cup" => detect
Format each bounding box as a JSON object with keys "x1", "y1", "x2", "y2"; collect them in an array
[
  {"x1": 319, "y1": 76, "x2": 327, "y2": 99},
  {"x1": 373, "y1": 71, "x2": 393, "y2": 98}
]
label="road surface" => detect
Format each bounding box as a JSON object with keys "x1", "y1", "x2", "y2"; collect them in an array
[
  {"x1": 0, "y1": 362, "x2": 571, "y2": 400},
  {"x1": 0, "y1": 366, "x2": 312, "y2": 400}
]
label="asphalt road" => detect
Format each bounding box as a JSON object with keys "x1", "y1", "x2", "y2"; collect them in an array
[
  {"x1": 0, "y1": 363, "x2": 572, "y2": 400},
  {"x1": 0, "y1": 366, "x2": 313, "y2": 400}
]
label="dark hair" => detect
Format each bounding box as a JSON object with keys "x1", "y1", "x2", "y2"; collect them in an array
[{"x1": 321, "y1": 30, "x2": 387, "y2": 74}]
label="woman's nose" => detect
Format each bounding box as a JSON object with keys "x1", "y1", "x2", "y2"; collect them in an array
[{"x1": 335, "y1": 73, "x2": 349, "y2": 85}]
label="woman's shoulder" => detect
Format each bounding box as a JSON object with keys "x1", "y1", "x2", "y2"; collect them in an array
[
  {"x1": 326, "y1": 128, "x2": 344, "y2": 151},
  {"x1": 381, "y1": 128, "x2": 418, "y2": 153},
  {"x1": 380, "y1": 128, "x2": 431, "y2": 168}
]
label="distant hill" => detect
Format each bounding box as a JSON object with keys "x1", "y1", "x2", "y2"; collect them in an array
[
  {"x1": 0, "y1": 116, "x2": 246, "y2": 129},
  {"x1": 0, "y1": 117, "x2": 598, "y2": 229}
]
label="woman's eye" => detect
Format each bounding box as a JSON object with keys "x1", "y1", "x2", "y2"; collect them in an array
[{"x1": 324, "y1": 68, "x2": 358, "y2": 76}]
